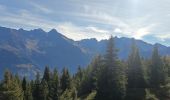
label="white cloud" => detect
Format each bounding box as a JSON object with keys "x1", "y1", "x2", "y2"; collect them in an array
[
  {"x1": 71, "y1": 5, "x2": 156, "y2": 39},
  {"x1": 0, "y1": 7, "x2": 110, "y2": 40},
  {"x1": 56, "y1": 22, "x2": 109, "y2": 40},
  {"x1": 0, "y1": 6, "x2": 155, "y2": 41},
  {"x1": 1, "y1": 0, "x2": 170, "y2": 45},
  {"x1": 155, "y1": 34, "x2": 170, "y2": 41},
  {"x1": 114, "y1": 28, "x2": 122, "y2": 33},
  {"x1": 85, "y1": 26, "x2": 109, "y2": 33},
  {"x1": 124, "y1": 24, "x2": 156, "y2": 39},
  {"x1": 0, "y1": 8, "x2": 57, "y2": 31}
]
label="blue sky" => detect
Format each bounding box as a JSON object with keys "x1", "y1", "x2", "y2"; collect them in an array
[{"x1": 0, "y1": 0, "x2": 170, "y2": 46}]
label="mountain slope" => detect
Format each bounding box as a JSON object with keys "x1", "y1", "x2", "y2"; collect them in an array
[
  {"x1": 76, "y1": 37, "x2": 170, "y2": 59},
  {"x1": 0, "y1": 26, "x2": 170, "y2": 78},
  {"x1": 0, "y1": 26, "x2": 88, "y2": 78}
]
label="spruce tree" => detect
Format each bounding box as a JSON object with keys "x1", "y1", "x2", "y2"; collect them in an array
[
  {"x1": 50, "y1": 68, "x2": 60, "y2": 100},
  {"x1": 39, "y1": 79, "x2": 49, "y2": 100},
  {"x1": 24, "y1": 83, "x2": 33, "y2": 100},
  {"x1": 22, "y1": 77, "x2": 27, "y2": 91},
  {"x1": 43, "y1": 66, "x2": 51, "y2": 83},
  {"x1": 0, "y1": 70, "x2": 23, "y2": 100},
  {"x1": 22, "y1": 76, "x2": 27, "y2": 100},
  {"x1": 60, "y1": 67, "x2": 71, "y2": 93},
  {"x1": 149, "y1": 45, "x2": 166, "y2": 88},
  {"x1": 32, "y1": 72, "x2": 41, "y2": 100},
  {"x1": 126, "y1": 40, "x2": 146, "y2": 100},
  {"x1": 149, "y1": 45, "x2": 168, "y2": 99},
  {"x1": 96, "y1": 36, "x2": 126, "y2": 100},
  {"x1": 74, "y1": 66, "x2": 83, "y2": 90},
  {"x1": 78, "y1": 55, "x2": 101, "y2": 96}
]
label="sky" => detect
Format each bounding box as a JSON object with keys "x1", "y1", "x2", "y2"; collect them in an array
[{"x1": 0, "y1": 0, "x2": 170, "y2": 46}]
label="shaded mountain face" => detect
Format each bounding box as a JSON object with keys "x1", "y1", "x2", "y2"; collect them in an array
[
  {"x1": 0, "y1": 26, "x2": 88, "y2": 78},
  {"x1": 0, "y1": 26, "x2": 170, "y2": 78},
  {"x1": 76, "y1": 37, "x2": 170, "y2": 60}
]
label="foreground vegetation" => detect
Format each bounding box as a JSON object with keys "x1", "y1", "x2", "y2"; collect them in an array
[{"x1": 1, "y1": 36, "x2": 170, "y2": 100}]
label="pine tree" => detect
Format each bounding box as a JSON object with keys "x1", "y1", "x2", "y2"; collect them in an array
[
  {"x1": 15, "y1": 73, "x2": 21, "y2": 85},
  {"x1": 22, "y1": 76, "x2": 27, "y2": 100},
  {"x1": 22, "y1": 77, "x2": 27, "y2": 92},
  {"x1": 149, "y1": 45, "x2": 166, "y2": 88},
  {"x1": 39, "y1": 79, "x2": 49, "y2": 100},
  {"x1": 78, "y1": 55, "x2": 102, "y2": 96},
  {"x1": 96, "y1": 36, "x2": 126, "y2": 100},
  {"x1": 43, "y1": 66, "x2": 51, "y2": 83},
  {"x1": 0, "y1": 70, "x2": 23, "y2": 100},
  {"x1": 74, "y1": 66, "x2": 83, "y2": 90},
  {"x1": 126, "y1": 40, "x2": 146, "y2": 100},
  {"x1": 60, "y1": 67, "x2": 71, "y2": 93},
  {"x1": 22, "y1": 77, "x2": 33, "y2": 100},
  {"x1": 32, "y1": 72, "x2": 41, "y2": 100},
  {"x1": 149, "y1": 46, "x2": 170, "y2": 99},
  {"x1": 24, "y1": 83, "x2": 33, "y2": 100},
  {"x1": 50, "y1": 68, "x2": 60, "y2": 100}
]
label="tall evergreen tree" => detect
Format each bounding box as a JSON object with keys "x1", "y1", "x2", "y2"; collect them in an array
[
  {"x1": 96, "y1": 36, "x2": 126, "y2": 100},
  {"x1": 0, "y1": 70, "x2": 23, "y2": 100},
  {"x1": 22, "y1": 77, "x2": 27, "y2": 92},
  {"x1": 149, "y1": 45, "x2": 166, "y2": 88},
  {"x1": 126, "y1": 40, "x2": 146, "y2": 100},
  {"x1": 74, "y1": 66, "x2": 83, "y2": 90},
  {"x1": 60, "y1": 68, "x2": 71, "y2": 93},
  {"x1": 50, "y1": 68, "x2": 60, "y2": 100},
  {"x1": 43, "y1": 66, "x2": 51, "y2": 83},
  {"x1": 24, "y1": 83, "x2": 33, "y2": 100},
  {"x1": 78, "y1": 55, "x2": 102, "y2": 96},
  {"x1": 39, "y1": 79, "x2": 49, "y2": 100},
  {"x1": 149, "y1": 45, "x2": 168, "y2": 99},
  {"x1": 22, "y1": 76, "x2": 27, "y2": 100},
  {"x1": 32, "y1": 72, "x2": 41, "y2": 100}
]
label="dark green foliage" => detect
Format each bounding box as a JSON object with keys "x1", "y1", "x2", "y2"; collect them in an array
[
  {"x1": 1, "y1": 37, "x2": 170, "y2": 100},
  {"x1": 60, "y1": 68, "x2": 71, "y2": 93},
  {"x1": 147, "y1": 45, "x2": 170, "y2": 100},
  {"x1": 32, "y1": 73, "x2": 41, "y2": 100},
  {"x1": 24, "y1": 83, "x2": 33, "y2": 100},
  {"x1": 78, "y1": 55, "x2": 102, "y2": 96},
  {"x1": 43, "y1": 66, "x2": 51, "y2": 83},
  {"x1": 22, "y1": 76, "x2": 32, "y2": 100},
  {"x1": 74, "y1": 66, "x2": 84, "y2": 90},
  {"x1": 126, "y1": 40, "x2": 146, "y2": 100},
  {"x1": 49, "y1": 68, "x2": 60, "y2": 100},
  {"x1": 40, "y1": 79, "x2": 49, "y2": 100},
  {"x1": 22, "y1": 77, "x2": 27, "y2": 91},
  {"x1": 96, "y1": 36, "x2": 126, "y2": 100},
  {"x1": 0, "y1": 70, "x2": 23, "y2": 100},
  {"x1": 149, "y1": 45, "x2": 166, "y2": 88}
]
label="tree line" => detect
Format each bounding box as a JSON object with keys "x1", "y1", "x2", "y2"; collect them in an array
[{"x1": 1, "y1": 36, "x2": 170, "y2": 100}]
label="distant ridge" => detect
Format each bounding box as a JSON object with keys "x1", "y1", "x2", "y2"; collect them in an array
[{"x1": 0, "y1": 26, "x2": 170, "y2": 78}]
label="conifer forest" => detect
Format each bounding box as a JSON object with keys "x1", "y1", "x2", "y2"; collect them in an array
[{"x1": 1, "y1": 36, "x2": 170, "y2": 100}]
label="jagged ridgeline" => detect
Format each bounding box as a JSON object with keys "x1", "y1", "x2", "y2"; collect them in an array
[
  {"x1": 0, "y1": 26, "x2": 170, "y2": 79},
  {"x1": 0, "y1": 36, "x2": 170, "y2": 100}
]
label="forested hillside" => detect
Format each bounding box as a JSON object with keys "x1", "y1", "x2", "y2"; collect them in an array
[{"x1": 0, "y1": 36, "x2": 170, "y2": 100}]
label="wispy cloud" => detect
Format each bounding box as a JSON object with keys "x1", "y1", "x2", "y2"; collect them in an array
[
  {"x1": 155, "y1": 33, "x2": 170, "y2": 41},
  {"x1": 29, "y1": 2, "x2": 53, "y2": 14},
  {"x1": 0, "y1": 6, "x2": 109, "y2": 40},
  {"x1": 0, "y1": 0, "x2": 170, "y2": 45},
  {"x1": 57, "y1": 22, "x2": 109, "y2": 40}
]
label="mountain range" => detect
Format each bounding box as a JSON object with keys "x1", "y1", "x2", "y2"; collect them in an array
[{"x1": 0, "y1": 26, "x2": 170, "y2": 78}]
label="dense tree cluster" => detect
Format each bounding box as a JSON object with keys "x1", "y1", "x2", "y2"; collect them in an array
[{"x1": 1, "y1": 36, "x2": 170, "y2": 100}]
